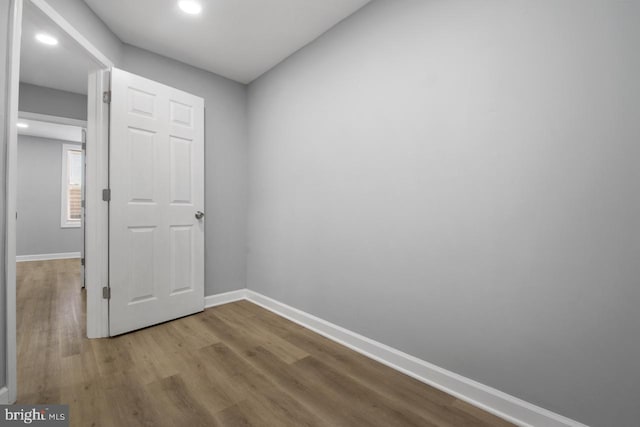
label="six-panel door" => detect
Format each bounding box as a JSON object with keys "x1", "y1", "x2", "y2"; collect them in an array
[{"x1": 109, "y1": 68, "x2": 205, "y2": 336}]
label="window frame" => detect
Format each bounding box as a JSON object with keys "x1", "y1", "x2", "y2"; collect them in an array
[{"x1": 60, "y1": 143, "x2": 83, "y2": 228}]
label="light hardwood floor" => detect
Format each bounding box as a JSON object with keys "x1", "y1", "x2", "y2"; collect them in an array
[{"x1": 17, "y1": 259, "x2": 514, "y2": 427}]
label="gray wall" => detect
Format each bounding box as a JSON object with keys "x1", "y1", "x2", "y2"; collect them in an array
[
  {"x1": 0, "y1": 0, "x2": 11, "y2": 390},
  {"x1": 17, "y1": 135, "x2": 82, "y2": 256},
  {"x1": 122, "y1": 44, "x2": 249, "y2": 296},
  {"x1": 19, "y1": 83, "x2": 87, "y2": 120},
  {"x1": 247, "y1": 1, "x2": 640, "y2": 426}
]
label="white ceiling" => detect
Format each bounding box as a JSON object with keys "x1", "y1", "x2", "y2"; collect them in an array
[
  {"x1": 84, "y1": 0, "x2": 370, "y2": 83},
  {"x1": 20, "y1": 1, "x2": 101, "y2": 94}
]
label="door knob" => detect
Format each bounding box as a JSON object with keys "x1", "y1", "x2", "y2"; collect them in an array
[{"x1": 195, "y1": 211, "x2": 205, "y2": 220}]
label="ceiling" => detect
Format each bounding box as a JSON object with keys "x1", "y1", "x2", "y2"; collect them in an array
[
  {"x1": 20, "y1": 1, "x2": 101, "y2": 94},
  {"x1": 84, "y1": 0, "x2": 370, "y2": 83}
]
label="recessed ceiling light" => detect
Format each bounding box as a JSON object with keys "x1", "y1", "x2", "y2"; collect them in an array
[
  {"x1": 35, "y1": 33, "x2": 58, "y2": 46},
  {"x1": 17, "y1": 122, "x2": 29, "y2": 129},
  {"x1": 178, "y1": 0, "x2": 202, "y2": 15}
]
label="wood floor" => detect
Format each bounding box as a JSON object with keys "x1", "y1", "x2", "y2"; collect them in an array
[{"x1": 17, "y1": 259, "x2": 514, "y2": 427}]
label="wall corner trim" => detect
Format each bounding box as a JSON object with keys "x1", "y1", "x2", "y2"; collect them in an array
[
  {"x1": 240, "y1": 290, "x2": 589, "y2": 427},
  {"x1": 16, "y1": 252, "x2": 81, "y2": 262},
  {"x1": 0, "y1": 387, "x2": 9, "y2": 404},
  {"x1": 204, "y1": 289, "x2": 247, "y2": 309}
]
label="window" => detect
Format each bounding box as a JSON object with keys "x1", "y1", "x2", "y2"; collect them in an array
[{"x1": 61, "y1": 144, "x2": 83, "y2": 228}]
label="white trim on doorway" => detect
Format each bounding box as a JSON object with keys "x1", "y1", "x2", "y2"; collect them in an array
[
  {"x1": 18, "y1": 111, "x2": 87, "y2": 128},
  {"x1": 5, "y1": 0, "x2": 24, "y2": 406},
  {"x1": 0, "y1": 387, "x2": 9, "y2": 404},
  {"x1": 84, "y1": 69, "x2": 110, "y2": 339},
  {"x1": 16, "y1": 252, "x2": 81, "y2": 262}
]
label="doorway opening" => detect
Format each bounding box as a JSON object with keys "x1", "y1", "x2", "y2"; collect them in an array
[
  {"x1": 15, "y1": 113, "x2": 87, "y2": 402},
  {"x1": 6, "y1": 0, "x2": 112, "y2": 404}
]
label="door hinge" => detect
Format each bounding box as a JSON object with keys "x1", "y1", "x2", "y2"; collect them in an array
[
  {"x1": 81, "y1": 142, "x2": 86, "y2": 150},
  {"x1": 103, "y1": 90, "x2": 111, "y2": 104},
  {"x1": 81, "y1": 200, "x2": 85, "y2": 208},
  {"x1": 81, "y1": 258, "x2": 85, "y2": 266},
  {"x1": 102, "y1": 286, "x2": 111, "y2": 299},
  {"x1": 102, "y1": 189, "x2": 111, "y2": 202}
]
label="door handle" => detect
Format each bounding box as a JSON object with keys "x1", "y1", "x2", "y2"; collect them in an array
[{"x1": 195, "y1": 211, "x2": 205, "y2": 220}]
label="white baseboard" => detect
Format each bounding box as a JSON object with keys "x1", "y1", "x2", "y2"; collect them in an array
[
  {"x1": 16, "y1": 252, "x2": 81, "y2": 262},
  {"x1": 0, "y1": 387, "x2": 8, "y2": 404},
  {"x1": 242, "y1": 290, "x2": 588, "y2": 427},
  {"x1": 204, "y1": 289, "x2": 247, "y2": 309}
]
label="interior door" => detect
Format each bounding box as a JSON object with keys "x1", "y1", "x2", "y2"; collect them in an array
[{"x1": 109, "y1": 67, "x2": 205, "y2": 336}]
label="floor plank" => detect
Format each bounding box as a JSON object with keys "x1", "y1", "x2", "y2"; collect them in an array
[{"x1": 17, "y1": 259, "x2": 514, "y2": 427}]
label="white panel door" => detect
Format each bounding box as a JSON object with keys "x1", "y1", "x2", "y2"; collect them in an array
[{"x1": 109, "y1": 67, "x2": 205, "y2": 336}]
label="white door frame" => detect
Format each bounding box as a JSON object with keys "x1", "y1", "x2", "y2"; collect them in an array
[
  {"x1": 4, "y1": 0, "x2": 114, "y2": 404},
  {"x1": 18, "y1": 111, "x2": 87, "y2": 128}
]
